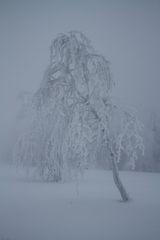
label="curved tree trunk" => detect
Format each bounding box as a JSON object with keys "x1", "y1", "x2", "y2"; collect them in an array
[{"x1": 110, "y1": 152, "x2": 130, "y2": 202}]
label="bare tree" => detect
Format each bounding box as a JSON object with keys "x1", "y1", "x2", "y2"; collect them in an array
[{"x1": 13, "y1": 31, "x2": 144, "y2": 201}]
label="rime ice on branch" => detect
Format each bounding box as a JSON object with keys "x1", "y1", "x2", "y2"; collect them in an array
[{"x1": 13, "y1": 31, "x2": 144, "y2": 201}]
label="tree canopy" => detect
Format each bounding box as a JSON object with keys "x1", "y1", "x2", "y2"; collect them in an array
[{"x1": 13, "y1": 31, "x2": 144, "y2": 201}]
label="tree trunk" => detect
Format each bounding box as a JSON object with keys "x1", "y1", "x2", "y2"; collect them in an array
[{"x1": 110, "y1": 152, "x2": 130, "y2": 202}]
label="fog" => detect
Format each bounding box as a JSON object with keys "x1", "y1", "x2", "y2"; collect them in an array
[
  {"x1": 0, "y1": 0, "x2": 160, "y2": 129},
  {"x1": 0, "y1": 1, "x2": 160, "y2": 239}
]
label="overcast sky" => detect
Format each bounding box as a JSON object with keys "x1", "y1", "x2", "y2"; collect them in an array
[{"x1": 0, "y1": 0, "x2": 160, "y2": 141}]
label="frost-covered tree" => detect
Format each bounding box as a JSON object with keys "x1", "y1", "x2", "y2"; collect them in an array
[{"x1": 13, "y1": 31, "x2": 144, "y2": 201}]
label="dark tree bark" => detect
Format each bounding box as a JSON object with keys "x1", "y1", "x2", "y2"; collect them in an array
[{"x1": 110, "y1": 152, "x2": 130, "y2": 202}]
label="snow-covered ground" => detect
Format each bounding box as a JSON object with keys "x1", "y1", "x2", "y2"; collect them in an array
[{"x1": 0, "y1": 165, "x2": 160, "y2": 240}]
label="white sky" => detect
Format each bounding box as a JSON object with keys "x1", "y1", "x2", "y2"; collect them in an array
[{"x1": 0, "y1": 0, "x2": 160, "y2": 138}]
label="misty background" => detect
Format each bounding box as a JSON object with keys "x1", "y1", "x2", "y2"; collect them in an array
[
  {"x1": 0, "y1": 0, "x2": 160, "y2": 170},
  {"x1": 1, "y1": 2, "x2": 160, "y2": 240}
]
